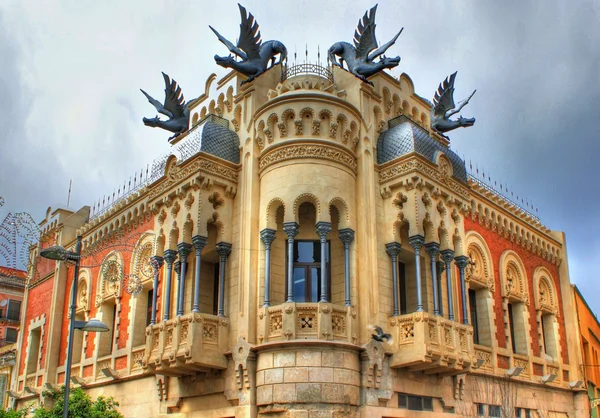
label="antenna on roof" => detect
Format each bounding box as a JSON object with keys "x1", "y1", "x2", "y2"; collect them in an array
[{"x1": 67, "y1": 179, "x2": 72, "y2": 207}]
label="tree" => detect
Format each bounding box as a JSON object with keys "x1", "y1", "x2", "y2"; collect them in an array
[
  {"x1": 454, "y1": 373, "x2": 518, "y2": 418},
  {"x1": 33, "y1": 386, "x2": 123, "y2": 418}
]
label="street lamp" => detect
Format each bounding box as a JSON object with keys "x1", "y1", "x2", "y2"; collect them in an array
[{"x1": 40, "y1": 236, "x2": 108, "y2": 418}]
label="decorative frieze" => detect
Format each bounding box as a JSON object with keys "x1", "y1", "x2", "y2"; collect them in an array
[{"x1": 259, "y1": 143, "x2": 357, "y2": 174}]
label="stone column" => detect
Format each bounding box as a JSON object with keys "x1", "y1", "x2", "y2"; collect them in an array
[
  {"x1": 425, "y1": 242, "x2": 441, "y2": 316},
  {"x1": 215, "y1": 242, "x2": 232, "y2": 317},
  {"x1": 174, "y1": 261, "x2": 182, "y2": 316},
  {"x1": 455, "y1": 255, "x2": 470, "y2": 325},
  {"x1": 339, "y1": 228, "x2": 355, "y2": 307},
  {"x1": 440, "y1": 249, "x2": 455, "y2": 321},
  {"x1": 437, "y1": 261, "x2": 445, "y2": 317},
  {"x1": 282, "y1": 222, "x2": 299, "y2": 303},
  {"x1": 315, "y1": 221, "x2": 332, "y2": 303},
  {"x1": 260, "y1": 228, "x2": 276, "y2": 307},
  {"x1": 385, "y1": 242, "x2": 402, "y2": 316},
  {"x1": 150, "y1": 256, "x2": 164, "y2": 325},
  {"x1": 162, "y1": 250, "x2": 178, "y2": 321},
  {"x1": 191, "y1": 235, "x2": 207, "y2": 313},
  {"x1": 408, "y1": 235, "x2": 425, "y2": 312},
  {"x1": 176, "y1": 243, "x2": 192, "y2": 317}
]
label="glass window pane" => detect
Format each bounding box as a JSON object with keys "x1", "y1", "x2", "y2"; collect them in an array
[
  {"x1": 398, "y1": 393, "x2": 407, "y2": 408},
  {"x1": 7, "y1": 300, "x2": 20, "y2": 321},
  {"x1": 5, "y1": 328, "x2": 17, "y2": 343},
  {"x1": 407, "y1": 395, "x2": 422, "y2": 410},
  {"x1": 296, "y1": 242, "x2": 316, "y2": 262},
  {"x1": 293, "y1": 268, "x2": 306, "y2": 302},
  {"x1": 489, "y1": 405, "x2": 501, "y2": 417},
  {"x1": 423, "y1": 397, "x2": 433, "y2": 411},
  {"x1": 310, "y1": 268, "x2": 320, "y2": 302}
]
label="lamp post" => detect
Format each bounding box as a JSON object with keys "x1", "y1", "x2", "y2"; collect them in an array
[{"x1": 40, "y1": 236, "x2": 109, "y2": 418}]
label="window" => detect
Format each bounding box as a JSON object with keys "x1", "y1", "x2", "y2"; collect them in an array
[
  {"x1": 469, "y1": 288, "x2": 479, "y2": 344},
  {"x1": 476, "y1": 403, "x2": 485, "y2": 416},
  {"x1": 6, "y1": 300, "x2": 21, "y2": 321},
  {"x1": 541, "y1": 313, "x2": 557, "y2": 359},
  {"x1": 508, "y1": 303, "x2": 517, "y2": 352},
  {"x1": 146, "y1": 289, "x2": 153, "y2": 327},
  {"x1": 5, "y1": 328, "x2": 17, "y2": 343},
  {"x1": 26, "y1": 327, "x2": 41, "y2": 374},
  {"x1": 213, "y1": 263, "x2": 220, "y2": 316},
  {"x1": 286, "y1": 240, "x2": 330, "y2": 302},
  {"x1": 515, "y1": 408, "x2": 534, "y2": 418},
  {"x1": 488, "y1": 405, "x2": 501, "y2": 417},
  {"x1": 398, "y1": 393, "x2": 433, "y2": 411},
  {"x1": 399, "y1": 262, "x2": 407, "y2": 314},
  {"x1": 97, "y1": 303, "x2": 115, "y2": 357}
]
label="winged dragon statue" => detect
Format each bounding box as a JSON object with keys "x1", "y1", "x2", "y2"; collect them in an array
[
  {"x1": 140, "y1": 72, "x2": 190, "y2": 140},
  {"x1": 431, "y1": 72, "x2": 476, "y2": 136},
  {"x1": 210, "y1": 4, "x2": 287, "y2": 85},
  {"x1": 328, "y1": 4, "x2": 403, "y2": 85}
]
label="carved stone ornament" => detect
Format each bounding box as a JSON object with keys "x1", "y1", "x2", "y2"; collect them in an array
[
  {"x1": 141, "y1": 73, "x2": 190, "y2": 140},
  {"x1": 210, "y1": 4, "x2": 287, "y2": 85},
  {"x1": 259, "y1": 143, "x2": 357, "y2": 173},
  {"x1": 431, "y1": 72, "x2": 476, "y2": 137},
  {"x1": 328, "y1": 5, "x2": 403, "y2": 85}
]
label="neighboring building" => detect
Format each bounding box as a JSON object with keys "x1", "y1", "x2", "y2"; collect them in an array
[
  {"x1": 11, "y1": 63, "x2": 590, "y2": 417},
  {"x1": 574, "y1": 285, "x2": 600, "y2": 417},
  {"x1": 0, "y1": 266, "x2": 26, "y2": 409}
]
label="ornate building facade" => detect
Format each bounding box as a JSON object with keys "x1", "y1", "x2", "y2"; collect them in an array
[{"x1": 11, "y1": 64, "x2": 590, "y2": 417}]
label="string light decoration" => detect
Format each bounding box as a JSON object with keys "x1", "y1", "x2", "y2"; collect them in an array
[{"x1": 123, "y1": 274, "x2": 144, "y2": 297}]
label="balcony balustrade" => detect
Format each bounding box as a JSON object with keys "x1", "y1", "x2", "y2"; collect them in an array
[
  {"x1": 387, "y1": 312, "x2": 474, "y2": 375},
  {"x1": 143, "y1": 313, "x2": 228, "y2": 376},
  {"x1": 257, "y1": 303, "x2": 356, "y2": 344}
]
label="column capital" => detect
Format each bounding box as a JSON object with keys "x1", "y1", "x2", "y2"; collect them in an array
[
  {"x1": 163, "y1": 249, "x2": 178, "y2": 265},
  {"x1": 454, "y1": 255, "x2": 470, "y2": 269},
  {"x1": 174, "y1": 261, "x2": 182, "y2": 276},
  {"x1": 260, "y1": 228, "x2": 277, "y2": 248},
  {"x1": 424, "y1": 242, "x2": 440, "y2": 256},
  {"x1": 177, "y1": 242, "x2": 193, "y2": 259},
  {"x1": 216, "y1": 242, "x2": 232, "y2": 258},
  {"x1": 408, "y1": 235, "x2": 425, "y2": 251},
  {"x1": 338, "y1": 228, "x2": 355, "y2": 246},
  {"x1": 315, "y1": 221, "x2": 332, "y2": 238},
  {"x1": 440, "y1": 249, "x2": 455, "y2": 263},
  {"x1": 436, "y1": 260, "x2": 446, "y2": 275},
  {"x1": 150, "y1": 255, "x2": 164, "y2": 270},
  {"x1": 282, "y1": 222, "x2": 299, "y2": 239},
  {"x1": 191, "y1": 235, "x2": 208, "y2": 252},
  {"x1": 385, "y1": 242, "x2": 402, "y2": 258}
]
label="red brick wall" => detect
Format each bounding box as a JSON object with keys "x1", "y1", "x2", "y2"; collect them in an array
[
  {"x1": 18, "y1": 277, "x2": 54, "y2": 375},
  {"x1": 464, "y1": 217, "x2": 568, "y2": 363},
  {"x1": 56, "y1": 216, "x2": 153, "y2": 366}
]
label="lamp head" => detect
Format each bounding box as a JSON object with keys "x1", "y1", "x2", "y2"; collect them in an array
[
  {"x1": 74, "y1": 318, "x2": 109, "y2": 333},
  {"x1": 505, "y1": 367, "x2": 523, "y2": 377},
  {"x1": 569, "y1": 380, "x2": 584, "y2": 389},
  {"x1": 542, "y1": 373, "x2": 557, "y2": 384},
  {"x1": 40, "y1": 245, "x2": 77, "y2": 261}
]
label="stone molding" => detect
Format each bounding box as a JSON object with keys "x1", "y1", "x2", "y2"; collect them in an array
[{"x1": 259, "y1": 142, "x2": 358, "y2": 174}]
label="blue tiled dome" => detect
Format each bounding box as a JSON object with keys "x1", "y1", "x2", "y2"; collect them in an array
[
  {"x1": 376, "y1": 116, "x2": 467, "y2": 183},
  {"x1": 200, "y1": 120, "x2": 240, "y2": 164}
]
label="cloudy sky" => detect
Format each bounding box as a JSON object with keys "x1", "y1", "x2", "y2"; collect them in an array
[{"x1": 0, "y1": 1, "x2": 598, "y2": 311}]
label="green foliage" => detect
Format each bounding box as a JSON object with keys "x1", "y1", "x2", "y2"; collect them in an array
[
  {"x1": 33, "y1": 386, "x2": 123, "y2": 418},
  {"x1": 0, "y1": 408, "x2": 27, "y2": 418}
]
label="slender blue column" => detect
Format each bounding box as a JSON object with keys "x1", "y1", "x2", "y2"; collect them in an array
[
  {"x1": 177, "y1": 243, "x2": 192, "y2": 316},
  {"x1": 455, "y1": 255, "x2": 470, "y2": 325},
  {"x1": 162, "y1": 250, "x2": 178, "y2": 321},
  {"x1": 425, "y1": 243, "x2": 441, "y2": 316},
  {"x1": 315, "y1": 221, "x2": 332, "y2": 303},
  {"x1": 437, "y1": 261, "x2": 445, "y2": 317},
  {"x1": 409, "y1": 235, "x2": 425, "y2": 312},
  {"x1": 191, "y1": 235, "x2": 207, "y2": 313},
  {"x1": 282, "y1": 222, "x2": 299, "y2": 303},
  {"x1": 441, "y1": 249, "x2": 455, "y2": 320},
  {"x1": 150, "y1": 256, "x2": 164, "y2": 324},
  {"x1": 260, "y1": 229, "x2": 277, "y2": 307},
  {"x1": 215, "y1": 242, "x2": 232, "y2": 316},
  {"x1": 386, "y1": 242, "x2": 402, "y2": 316},
  {"x1": 339, "y1": 229, "x2": 355, "y2": 306}
]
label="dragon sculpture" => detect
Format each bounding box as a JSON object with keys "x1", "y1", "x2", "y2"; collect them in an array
[
  {"x1": 210, "y1": 4, "x2": 287, "y2": 85},
  {"x1": 328, "y1": 4, "x2": 403, "y2": 85},
  {"x1": 431, "y1": 72, "x2": 476, "y2": 136},
  {"x1": 140, "y1": 72, "x2": 190, "y2": 140}
]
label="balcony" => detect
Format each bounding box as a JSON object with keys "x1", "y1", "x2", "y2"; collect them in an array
[
  {"x1": 257, "y1": 303, "x2": 356, "y2": 344},
  {"x1": 387, "y1": 312, "x2": 474, "y2": 375},
  {"x1": 143, "y1": 313, "x2": 228, "y2": 376}
]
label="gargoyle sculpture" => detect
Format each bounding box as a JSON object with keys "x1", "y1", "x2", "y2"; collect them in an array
[
  {"x1": 431, "y1": 72, "x2": 476, "y2": 136},
  {"x1": 140, "y1": 72, "x2": 190, "y2": 140},
  {"x1": 210, "y1": 4, "x2": 287, "y2": 85},
  {"x1": 328, "y1": 5, "x2": 403, "y2": 85}
]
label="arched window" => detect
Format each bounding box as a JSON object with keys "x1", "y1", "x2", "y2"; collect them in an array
[
  {"x1": 96, "y1": 252, "x2": 123, "y2": 357},
  {"x1": 534, "y1": 268, "x2": 559, "y2": 361},
  {"x1": 464, "y1": 233, "x2": 495, "y2": 347},
  {"x1": 499, "y1": 252, "x2": 530, "y2": 355},
  {"x1": 129, "y1": 234, "x2": 156, "y2": 348}
]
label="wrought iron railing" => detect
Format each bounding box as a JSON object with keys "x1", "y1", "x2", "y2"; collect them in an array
[
  {"x1": 467, "y1": 173, "x2": 540, "y2": 223},
  {"x1": 282, "y1": 63, "x2": 333, "y2": 82}
]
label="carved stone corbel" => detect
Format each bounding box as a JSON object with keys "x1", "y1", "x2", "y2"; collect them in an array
[{"x1": 360, "y1": 340, "x2": 392, "y2": 407}]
